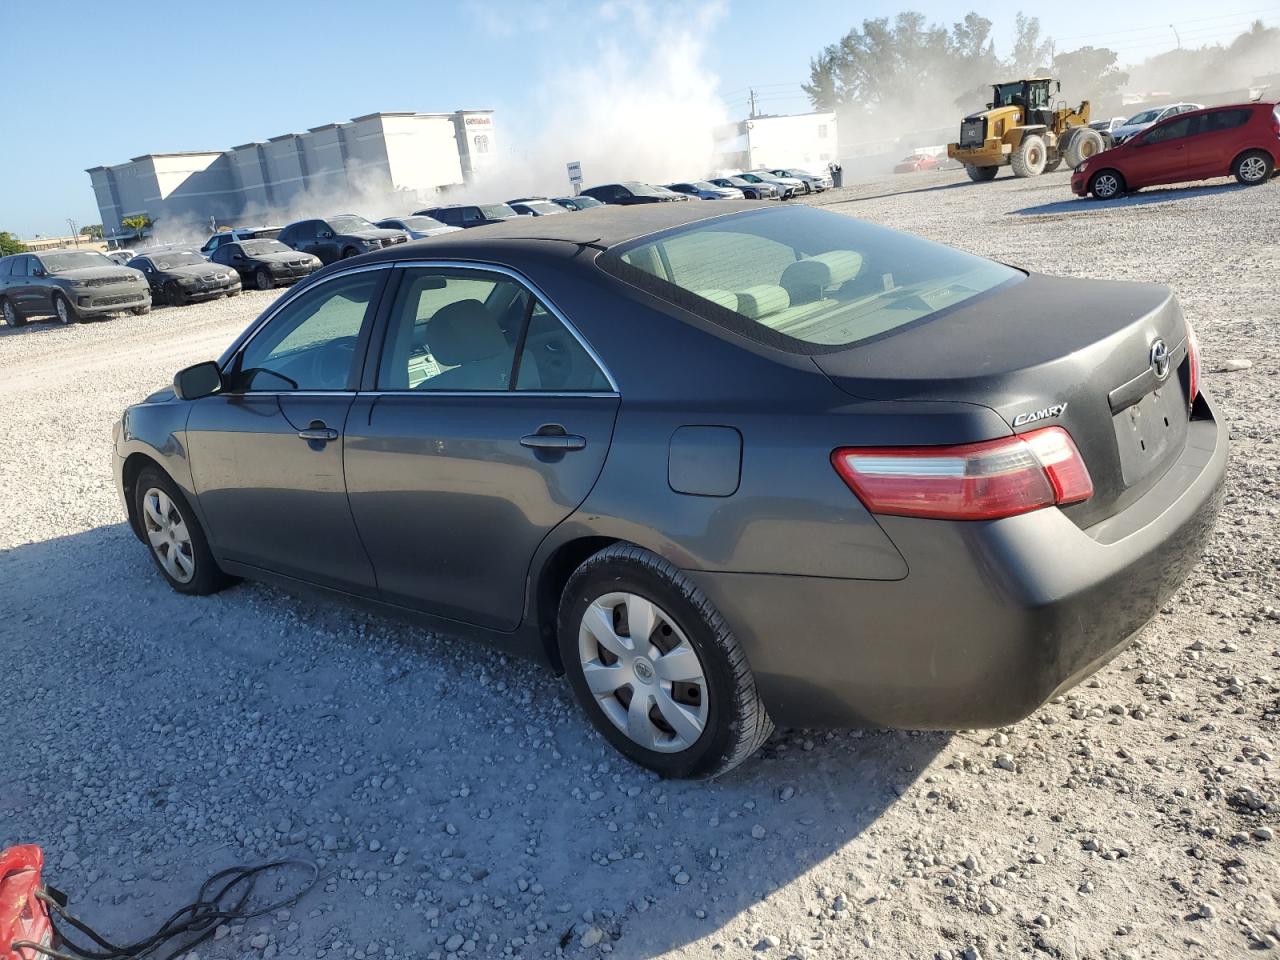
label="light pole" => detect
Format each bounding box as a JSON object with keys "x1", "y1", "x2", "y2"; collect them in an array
[{"x1": 1170, "y1": 24, "x2": 1181, "y2": 49}]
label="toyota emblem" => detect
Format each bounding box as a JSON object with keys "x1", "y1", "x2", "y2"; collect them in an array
[{"x1": 1149, "y1": 338, "x2": 1170, "y2": 381}]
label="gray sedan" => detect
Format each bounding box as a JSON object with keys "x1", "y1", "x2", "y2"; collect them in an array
[
  {"x1": 1, "y1": 249, "x2": 150, "y2": 326},
  {"x1": 114, "y1": 202, "x2": 1225, "y2": 778}
]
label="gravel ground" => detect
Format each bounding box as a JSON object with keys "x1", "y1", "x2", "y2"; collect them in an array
[{"x1": 2, "y1": 169, "x2": 1278, "y2": 960}]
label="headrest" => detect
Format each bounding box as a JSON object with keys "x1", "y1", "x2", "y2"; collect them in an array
[
  {"x1": 735, "y1": 284, "x2": 791, "y2": 320},
  {"x1": 780, "y1": 250, "x2": 863, "y2": 304},
  {"x1": 427, "y1": 300, "x2": 509, "y2": 365}
]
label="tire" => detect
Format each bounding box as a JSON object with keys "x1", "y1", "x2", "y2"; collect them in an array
[
  {"x1": 1065, "y1": 127, "x2": 1105, "y2": 169},
  {"x1": 131, "y1": 304, "x2": 151, "y2": 315},
  {"x1": 167, "y1": 282, "x2": 188, "y2": 307},
  {"x1": 134, "y1": 465, "x2": 235, "y2": 596},
  {"x1": 1, "y1": 298, "x2": 27, "y2": 328},
  {"x1": 255, "y1": 268, "x2": 274, "y2": 291},
  {"x1": 53, "y1": 292, "x2": 78, "y2": 325},
  {"x1": 966, "y1": 164, "x2": 998, "y2": 182},
  {"x1": 1233, "y1": 150, "x2": 1273, "y2": 186},
  {"x1": 1090, "y1": 169, "x2": 1125, "y2": 200},
  {"x1": 558, "y1": 544, "x2": 773, "y2": 779},
  {"x1": 1010, "y1": 134, "x2": 1048, "y2": 178},
  {"x1": 342, "y1": 247, "x2": 360, "y2": 259},
  {"x1": 226, "y1": 288, "x2": 241, "y2": 297},
  {"x1": 1043, "y1": 157, "x2": 1063, "y2": 173}
]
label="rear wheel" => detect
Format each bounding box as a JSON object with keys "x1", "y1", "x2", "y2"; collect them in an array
[
  {"x1": 1090, "y1": 169, "x2": 1125, "y2": 200},
  {"x1": 255, "y1": 268, "x2": 274, "y2": 290},
  {"x1": 558, "y1": 544, "x2": 773, "y2": 779},
  {"x1": 1234, "y1": 150, "x2": 1273, "y2": 185},
  {"x1": 1065, "y1": 128, "x2": 1105, "y2": 169},
  {"x1": 1, "y1": 298, "x2": 26, "y2": 328},
  {"x1": 1010, "y1": 134, "x2": 1048, "y2": 178},
  {"x1": 53, "y1": 292, "x2": 78, "y2": 325},
  {"x1": 135, "y1": 466, "x2": 234, "y2": 596},
  {"x1": 1043, "y1": 156, "x2": 1063, "y2": 173},
  {"x1": 966, "y1": 164, "x2": 998, "y2": 182}
]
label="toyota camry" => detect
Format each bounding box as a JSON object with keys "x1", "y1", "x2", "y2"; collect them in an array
[{"x1": 114, "y1": 202, "x2": 1226, "y2": 778}]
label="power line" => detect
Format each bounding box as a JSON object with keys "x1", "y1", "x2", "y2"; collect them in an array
[{"x1": 1054, "y1": 5, "x2": 1280, "y2": 44}]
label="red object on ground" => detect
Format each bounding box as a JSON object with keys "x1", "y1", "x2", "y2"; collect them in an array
[{"x1": 1, "y1": 846, "x2": 52, "y2": 960}]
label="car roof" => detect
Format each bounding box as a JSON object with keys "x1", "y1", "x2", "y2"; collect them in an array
[{"x1": 353, "y1": 199, "x2": 768, "y2": 258}]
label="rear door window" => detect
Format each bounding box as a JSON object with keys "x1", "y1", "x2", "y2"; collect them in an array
[{"x1": 1141, "y1": 116, "x2": 1193, "y2": 143}]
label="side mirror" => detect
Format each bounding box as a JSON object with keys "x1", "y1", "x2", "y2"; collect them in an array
[
  {"x1": 320, "y1": 230, "x2": 334, "y2": 239},
  {"x1": 173, "y1": 360, "x2": 223, "y2": 401},
  {"x1": 32, "y1": 268, "x2": 46, "y2": 278}
]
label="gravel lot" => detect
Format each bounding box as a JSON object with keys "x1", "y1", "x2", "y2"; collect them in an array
[{"x1": 2, "y1": 169, "x2": 1278, "y2": 960}]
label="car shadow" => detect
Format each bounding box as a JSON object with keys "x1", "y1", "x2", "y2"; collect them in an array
[
  {"x1": 1012, "y1": 179, "x2": 1258, "y2": 216},
  {"x1": 1, "y1": 523, "x2": 948, "y2": 958}
]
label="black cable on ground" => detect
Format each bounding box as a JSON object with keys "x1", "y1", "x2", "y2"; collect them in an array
[{"x1": 11, "y1": 859, "x2": 319, "y2": 960}]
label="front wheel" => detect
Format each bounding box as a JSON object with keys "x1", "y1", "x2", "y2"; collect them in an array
[
  {"x1": 1234, "y1": 150, "x2": 1274, "y2": 185},
  {"x1": 558, "y1": 544, "x2": 773, "y2": 779},
  {"x1": 255, "y1": 268, "x2": 274, "y2": 291},
  {"x1": 135, "y1": 466, "x2": 235, "y2": 596},
  {"x1": 1010, "y1": 134, "x2": 1047, "y2": 177},
  {"x1": 1090, "y1": 169, "x2": 1125, "y2": 200},
  {"x1": 342, "y1": 247, "x2": 361, "y2": 259},
  {"x1": 53, "y1": 292, "x2": 78, "y2": 325},
  {"x1": 167, "y1": 282, "x2": 188, "y2": 307},
  {"x1": 131, "y1": 304, "x2": 151, "y2": 315},
  {"x1": 1, "y1": 298, "x2": 26, "y2": 328}
]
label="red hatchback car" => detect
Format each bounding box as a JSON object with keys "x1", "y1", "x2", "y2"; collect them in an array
[{"x1": 1072, "y1": 101, "x2": 1279, "y2": 199}]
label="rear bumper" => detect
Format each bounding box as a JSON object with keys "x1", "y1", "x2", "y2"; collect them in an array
[{"x1": 688, "y1": 395, "x2": 1227, "y2": 729}]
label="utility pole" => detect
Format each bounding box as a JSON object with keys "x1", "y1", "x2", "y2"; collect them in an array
[
  {"x1": 1170, "y1": 24, "x2": 1181, "y2": 49},
  {"x1": 66, "y1": 218, "x2": 79, "y2": 248},
  {"x1": 748, "y1": 88, "x2": 758, "y2": 119}
]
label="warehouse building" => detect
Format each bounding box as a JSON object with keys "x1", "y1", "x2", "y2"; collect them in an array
[
  {"x1": 714, "y1": 111, "x2": 838, "y2": 173},
  {"x1": 87, "y1": 110, "x2": 496, "y2": 243}
]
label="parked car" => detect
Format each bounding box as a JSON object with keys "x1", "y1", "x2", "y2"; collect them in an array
[
  {"x1": 374, "y1": 215, "x2": 459, "y2": 240},
  {"x1": 1089, "y1": 117, "x2": 1127, "y2": 138},
  {"x1": 278, "y1": 216, "x2": 408, "y2": 264},
  {"x1": 508, "y1": 199, "x2": 568, "y2": 216},
  {"x1": 200, "y1": 227, "x2": 283, "y2": 258},
  {"x1": 1072, "y1": 102, "x2": 1279, "y2": 200},
  {"x1": 893, "y1": 154, "x2": 940, "y2": 174},
  {"x1": 1111, "y1": 103, "x2": 1204, "y2": 144},
  {"x1": 708, "y1": 175, "x2": 777, "y2": 200},
  {"x1": 665, "y1": 181, "x2": 743, "y2": 200},
  {"x1": 552, "y1": 195, "x2": 605, "y2": 211},
  {"x1": 413, "y1": 203, "x2": 520, "y2": 229},
  {"x1": 128, "y1": 249, "x2": 242, "y2": 306},
  {"x1": 105, "y1": 249, "x2": 137, "y2": 266},
  {"x1": 737, "y1": 171, "x2": 802, "y2": 198},
  {"x1": 116, "y1": 201, "x2": 1224, "y2": 779},
  {"x1": 209, "y1": 239, "x2": 322, "y2": 290},
  {"x1": 579, "y1": 182, "x2": 684, "y2": 205},
  {"x1": 768, "y1": 167, "x2": 833, "y2": 192},
  {"x1": 1, "y1": 249, "x2": 150, "y2": 326}
]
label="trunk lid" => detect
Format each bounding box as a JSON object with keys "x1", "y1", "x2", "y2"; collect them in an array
[{"x1": 812, "y1": 273, "x2": 1192, "y2": 526}]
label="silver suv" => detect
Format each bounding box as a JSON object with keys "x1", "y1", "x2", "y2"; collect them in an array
[{"x1": 0, "y1": 250, "x2": 151, "y2": 327}]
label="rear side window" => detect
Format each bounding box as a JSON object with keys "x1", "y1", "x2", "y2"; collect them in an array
[
  {"x1": 600, "y1": 206, "x2": 1019, "y2": 352},
  {"x1": 1203, "y1": 109, "x2": 1251, "y2": 132}
]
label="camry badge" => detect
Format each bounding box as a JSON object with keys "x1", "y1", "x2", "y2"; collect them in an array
[
  {"x1": 1150, "y1": 338, "x2": 1170, "y2": 381},
  {"x1": 1012, "y1": 402, "x2": 1068, "y2": 427}
]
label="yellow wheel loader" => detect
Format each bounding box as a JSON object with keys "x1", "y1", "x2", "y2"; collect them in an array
[{"x1": 947, "y1": 78, "x2": 1107, "y2": 182}]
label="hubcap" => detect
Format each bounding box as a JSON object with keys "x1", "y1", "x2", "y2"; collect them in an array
[
  {"x1": 1096, "y1": 175, "x2": 1119, "y2": 197},
  {"x1": 56, "y1": 298, "x2": 70, "y2": 323},
  {"x1": 258, "y1": 271, "x2": 272, "y2": 290},
  {"x1": 142, "y1": 487, "x2": 196, "y2": 584},
  {"x1": 1241, "y1": 157, "x2": 1267, "y2": 181},
  {"x1": 578, "y1": 592, "x2": 709, "y2": 753},
  {"x1": 3, "y1": 302, "x2": 14, "y2": 325}
]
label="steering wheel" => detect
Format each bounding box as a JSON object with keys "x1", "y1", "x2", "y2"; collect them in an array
[{"x1": 315, "y1": 336, "x2": 358, "y2": 388}]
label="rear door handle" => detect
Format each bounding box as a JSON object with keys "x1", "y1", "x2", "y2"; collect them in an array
[{"x1": 520, "y1": 433, "x2": 586, "y2": 451}]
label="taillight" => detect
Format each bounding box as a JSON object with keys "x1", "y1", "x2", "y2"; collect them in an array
[
  {"x1": 1185, "y1": 319, "x2": 1201, "y2": 409},
  {"x1": 832, "y1": 426, "x2": 1094, "y2": 521}
]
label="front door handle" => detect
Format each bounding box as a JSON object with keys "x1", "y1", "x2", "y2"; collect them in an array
[{"x1": 298, "y1": 424, "x2": 339, "y2": 442}]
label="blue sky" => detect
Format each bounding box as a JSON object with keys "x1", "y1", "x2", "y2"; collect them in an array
[{"x1": 5, "y1": 0, "x2": 1275, "y2": 237}]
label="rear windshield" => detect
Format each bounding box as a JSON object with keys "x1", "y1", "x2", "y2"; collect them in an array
[{"x1": 600, "y1": 206, "x2": 1020, "y2": 353}]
